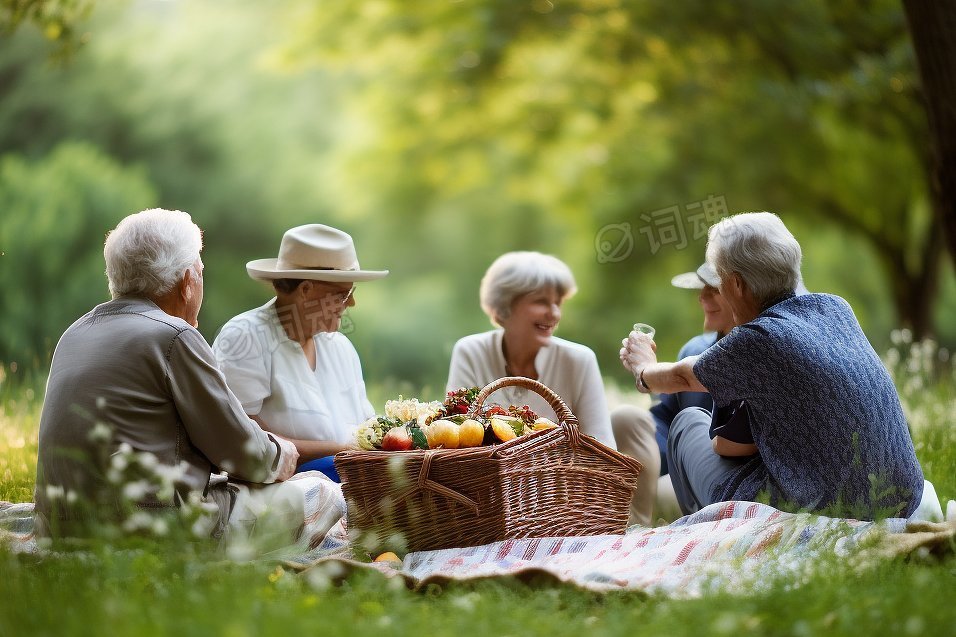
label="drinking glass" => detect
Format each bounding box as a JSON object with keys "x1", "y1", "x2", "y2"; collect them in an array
[{"x1": 632, "y1": 323, "x2": 656, "y2": 340}]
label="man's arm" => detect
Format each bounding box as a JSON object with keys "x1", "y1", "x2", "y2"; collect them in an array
[
  {"x1": 620, "y1": 332, "x2": 709, "y2": 395},
  {"x1": 712, "y1": 437, "x2": 758, "y2": 457},
  {"x1": 640, "y1": 357, "x2": 709, "y2": 395},
  {"x1": 168, "y1": 329, "x2": 296, "y2": 483}
]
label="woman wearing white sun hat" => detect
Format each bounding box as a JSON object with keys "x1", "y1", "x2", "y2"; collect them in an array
[{"x1": 213, "y1": 224, "x2": 388, "y2": 481}]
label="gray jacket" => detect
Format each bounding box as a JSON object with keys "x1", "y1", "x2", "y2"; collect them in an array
[{"x1": 34, "y1": 297, "x2": 281, "y2": 537}]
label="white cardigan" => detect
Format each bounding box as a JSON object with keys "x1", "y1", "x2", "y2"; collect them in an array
[{"x1": 446, "y1": 330, "x2": 616, "y2": 449}]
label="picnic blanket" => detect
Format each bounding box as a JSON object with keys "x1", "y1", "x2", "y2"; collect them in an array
[{"x1": 4, "y1": 500, "x2": 954, "y2": 598}]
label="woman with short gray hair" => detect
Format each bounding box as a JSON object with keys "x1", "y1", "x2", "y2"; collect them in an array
[
  {"x1": 448, "y1": 251, "x2": 660, "y2": 525},
  {"x1": 620, "y1": 211, "x2": 924, "y2": 520}
]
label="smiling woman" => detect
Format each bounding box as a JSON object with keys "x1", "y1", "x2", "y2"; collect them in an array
[{"x1": 446, "y1": 250, "x2": 657, "y2": 458}]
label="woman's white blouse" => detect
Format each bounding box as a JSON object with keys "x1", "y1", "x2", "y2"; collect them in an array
[
  {"x1": 212, "y1": 299, "x2": 374, "y2": 444},
  {"x1": 446, "y1": 330, "x2": 616, "y2": 448}
]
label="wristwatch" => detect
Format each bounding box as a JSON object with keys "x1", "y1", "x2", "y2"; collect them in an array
[{"x1": 638, "y1": 368, "x2": 651, "y2": 393}]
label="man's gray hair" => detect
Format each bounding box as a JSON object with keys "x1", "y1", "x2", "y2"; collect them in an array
[
  {"x1": 479, "y1": 251, "x2": 577, "y2": 325},
  {"x1": 104, "y1": 208, "x2": 203, "y2": 299},
  {"x1": 706, "y1": 211, "x2": 802, "y2": 308}
]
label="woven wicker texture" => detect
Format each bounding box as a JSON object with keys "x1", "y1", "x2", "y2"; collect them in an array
[{"x1": 335, "y1": 377, "x2": 644, "y2": 554}]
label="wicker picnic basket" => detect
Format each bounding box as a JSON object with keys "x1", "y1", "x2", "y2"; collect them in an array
[{"x1": 334, "y1": 376, "x2": 643, "y2": 555}]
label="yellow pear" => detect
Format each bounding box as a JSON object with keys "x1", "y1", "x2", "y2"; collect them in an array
[
  {"x1": 458, "y1": 419, "x2": 485, "y2": 447},
  {"x1": 426, "y1": 419, "x2": 460, "y2": 449},
  {"x1": 533, "y1": 417, "x2": 559, "y2": 431}
]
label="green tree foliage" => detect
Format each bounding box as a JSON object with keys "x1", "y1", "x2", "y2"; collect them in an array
[
  {"x1": 0, "y1": 0, "x2": 952, "y2": 390},
  {"x1": 277, "y1": 0, "x2": 945, "y2": 338},
  {"x1": 0, "y1": 141, "x2": 156, "y2": 368},
  {"x1": 0, "y1": 0, "x2": 92, "y2": 59}
]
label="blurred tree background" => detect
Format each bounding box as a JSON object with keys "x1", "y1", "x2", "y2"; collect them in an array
[{"x1": 1, "y1": 0, "x2": 954, "y2": 394}]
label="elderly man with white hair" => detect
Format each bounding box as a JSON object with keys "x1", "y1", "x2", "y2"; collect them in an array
[
  {"x1": 620, "y1": 212, "x2": 924, "y2": 520},
  {"x1": 34, "y1": 208, "x2": 345, "y2": 549}
]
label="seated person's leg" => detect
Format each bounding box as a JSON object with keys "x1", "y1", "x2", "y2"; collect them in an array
[
  {"x1": 226, "y1": 474, "x2": 345, "y2": 557},
  {"x1": 667, "y1": 407, "x2": 746, "y2": 515},
  {"x1": 611, "y1": 404, "x2": 661, "y2": 527},
  {"x1": 654, "y1": 474, "x2": 683, "y2": 523},
  {"x1": 296, "y1": 456, "x2": 341, "y2": 482}
]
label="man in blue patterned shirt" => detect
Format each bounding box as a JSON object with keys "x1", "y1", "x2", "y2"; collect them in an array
[{"x1": 621, "y1": 212, "x2": 924, "y2": 520}]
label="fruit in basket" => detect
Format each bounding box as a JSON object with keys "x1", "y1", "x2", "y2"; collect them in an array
[
  {"x1": 425, "y1": 419, "x2": 460, "y2": 449},
  {"x1": 490, "y1": 417, "x2": 518, "y2": 442},
  {"x1": 381, "y1": 426, "x2": 414, "y2": 451},
  {"x1": 458, "y1": 418, "x2": 485, "y2": 447},
  {"x1": 533, "y1": 417, "x2": 559, "y2": 431},
  {"x1": 374, "y1": 551, "x2": 402, "y2": 565},
  {"x1": 498, "y1": 415, "x2": 527, "y2": 435}
]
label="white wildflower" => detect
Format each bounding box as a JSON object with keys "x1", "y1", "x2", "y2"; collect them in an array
[
  {"x1": 226, "y1": 537, "x2": 257, "y2": 562},
  {"x1": 45, "y1": 485, "x2": 65, "y2": 501},
  {"x1": 122, "y1": 512, "x2": 154, "y2": 532},
  {"x1": 110, "y1": 453, "x2": 129, "y2": 472},
  {"x1": 122, "y1": 480, "x2": 151, "y2": 502},
  {"x1": 88, "y1": 422, "x2": 112, "y2": 444},
  {"x1": 95, "y1": 396, "x2": 107, "y2": 409},
  {"x1": 136, "y1": 452, "x2": 158, "y2": 471},
  {"x1": 151, "y1": 517, "x2": 169, "y2": 537}
]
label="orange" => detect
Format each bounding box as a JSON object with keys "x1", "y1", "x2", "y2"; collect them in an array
[
  {"x1": 458, "y1": 419, "x2": 485, "y2": 447},
  {"x1": 374, "y1": 551, "x2": 402, "y2": 565}
]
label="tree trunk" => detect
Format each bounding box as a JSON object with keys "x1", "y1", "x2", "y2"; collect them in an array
[
  {"x1": 882, "y1": 226, "x2": 944, "y2": 338},
  {"x1": 902, "y1": 0, "x2": 956, "y2": 270}
]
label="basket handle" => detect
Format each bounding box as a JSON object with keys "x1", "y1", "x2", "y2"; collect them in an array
[{"x1": 470, "y1": 376, "x2": 579, "y2": 428}]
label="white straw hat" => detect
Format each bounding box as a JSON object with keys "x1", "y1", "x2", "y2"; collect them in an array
[{"x1": 246, "y1": 224, "x2": 389, "y2": 282}]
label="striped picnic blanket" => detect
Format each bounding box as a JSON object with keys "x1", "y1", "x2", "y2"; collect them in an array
[
  {"x1": 300, "y1": 501, "x2": 956, "y2": 597},
  {"x1": 4, "y1": 500, "x2": 953, "y2": 597}
]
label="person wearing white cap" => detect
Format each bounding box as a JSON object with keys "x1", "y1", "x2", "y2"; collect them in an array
[
  {"x1": 611, "y1": 262, "x2": 735, "y2": 523},
  {"x1": 213, "y1": 224, "x2": 388, "y2": 481},
  {"x1": 649, "y1": 262, "x2": 735, "y2": 475}
]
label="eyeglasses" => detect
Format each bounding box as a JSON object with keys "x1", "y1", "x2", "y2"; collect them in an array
[
  {"x1": 338, "y1": 286, "x2": 355, "y2": 305},
  {"x1": 307, "y1": 282, "x2": 355, "y2": 305}
]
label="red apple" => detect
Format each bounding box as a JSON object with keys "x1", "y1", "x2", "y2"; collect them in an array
[{"x1": 381, "y1": 426, "x2": 413, "y2": 451}]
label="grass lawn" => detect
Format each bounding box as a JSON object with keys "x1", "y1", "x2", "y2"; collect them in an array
[{"x1": 1, "y1": 341, "x2": 955, "y2": 637}]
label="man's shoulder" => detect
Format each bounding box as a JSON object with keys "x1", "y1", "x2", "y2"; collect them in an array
[{"x1": 85, "y1": 297, "x2": 193, "y2": 336}]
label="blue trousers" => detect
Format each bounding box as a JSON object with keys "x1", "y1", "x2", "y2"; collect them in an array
[
  {"x1": 295, "y1": 455, "x2": 340, "y2": 483},
  {"x1": 667, "y1": 407, "x2": 755, "y2": 515}
]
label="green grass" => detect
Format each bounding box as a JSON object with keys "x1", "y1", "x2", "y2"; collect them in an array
[{"x1": 2, "y1": 347, "x2": 955, "y2": 637}]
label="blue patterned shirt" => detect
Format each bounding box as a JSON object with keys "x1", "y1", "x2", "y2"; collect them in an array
[{"x1": 693, "y1": 293, "x2": 923, "y2": 519}]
